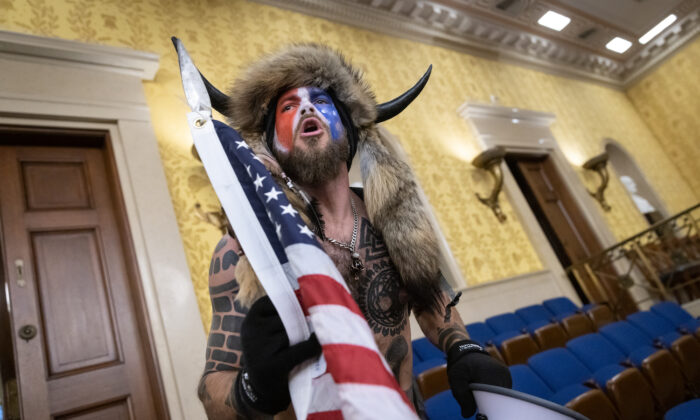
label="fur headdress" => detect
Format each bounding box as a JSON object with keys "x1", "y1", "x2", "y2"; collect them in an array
[{"x1": 203, "y1": 44, "x2": 442, "y2": 313}]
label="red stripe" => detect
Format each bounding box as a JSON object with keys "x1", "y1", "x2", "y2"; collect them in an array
[
  {"x1": 308, "y1": 410, "x2": 343, "y2": 420},
  {"x1": 323, "y1": 343, "x2": 413, "y2": 408},
  {"x1": 297, "y1": 274, "x2": 365, "y2": 318}
]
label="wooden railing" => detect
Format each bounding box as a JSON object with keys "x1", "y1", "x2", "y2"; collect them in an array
[{"x1": 567, "y1": 204, "x2": 700, "y2": 316}]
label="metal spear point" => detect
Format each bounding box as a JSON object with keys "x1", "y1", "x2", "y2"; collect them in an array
[{"x1": 171, "y1": 36, "x2": 212, "y2": 119}]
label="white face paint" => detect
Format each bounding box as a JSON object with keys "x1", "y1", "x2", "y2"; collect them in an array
[{"x1": 273, "y1": 86, "x2": 344, "y2": 154}]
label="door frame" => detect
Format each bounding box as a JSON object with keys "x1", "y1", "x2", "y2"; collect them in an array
[
  {"x1": 460, "y1": 102, "x2": 619, "y2": 305},
  {"x1": 0, "y1": 30, "x2": 207, "y2": 419}
]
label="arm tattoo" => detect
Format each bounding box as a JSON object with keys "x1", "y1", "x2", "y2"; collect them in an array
[
  {"x1": 198, "y1": 376, "x2": 212, "y2": 404},
  {"x1": 204, "y1": 236, "x2": 249, "y2": 375},
  {"x1": 385, "y1": 336, "x2": 409, "y2": 380},
  {"x1": 437, "y1": 326, "x2": 470, "y2": 352}
]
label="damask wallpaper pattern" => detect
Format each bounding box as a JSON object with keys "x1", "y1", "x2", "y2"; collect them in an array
[
  {"x1": 1, "y1": 0, "x2": 696, "y2": 329},
  {"x1": 627, "y1": 38, "x2": 700, "y2": 199}
]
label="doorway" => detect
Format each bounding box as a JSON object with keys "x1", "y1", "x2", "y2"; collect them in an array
[
  {"x1": 0, "y1": 126, "x2": 167, "y2": 419},
  {"x1": 505, "y1": 154, "x2": 636, "y2": 313},
  {"x1": 605, "y1": 141, "x2": 667, "y2": 225}
]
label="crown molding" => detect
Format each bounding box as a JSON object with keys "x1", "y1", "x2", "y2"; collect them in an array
[
  {"x1": 0, "y1": 30, "x2": 160, "y2": 80},
  {"x1": 254, "y1": 0, "x2": 700, "y2": 88}
]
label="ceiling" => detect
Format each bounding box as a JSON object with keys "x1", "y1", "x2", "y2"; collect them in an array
[{"x1": 254, "y1": 0, "x2": 700, "y2": 88}]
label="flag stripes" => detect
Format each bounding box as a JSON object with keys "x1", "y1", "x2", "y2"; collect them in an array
[{"x1": 206, "y1": 120, "x2": 417, "y2": 419}]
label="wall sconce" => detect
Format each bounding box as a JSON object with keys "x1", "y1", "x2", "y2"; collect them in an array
[
  {"x1": 582, "y1": 152, "x2": 611, "y2": 212},
  {"x1": 194, "y1": 203, "x2": 233, "y2": 235},
  {"x1": 472, "y1": 146, "x2": 507, "y2": 223}
]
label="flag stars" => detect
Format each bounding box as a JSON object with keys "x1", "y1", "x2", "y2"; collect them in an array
[
  {"x1": 253, "y1": 174, "x2": 266, "y2": 190},
  {"x1": 275, "y1": 222, "x2": 282, "y2": 239},
  {"x1": 298, "y1": 224, "x2": 314, "y2": 238},
  {"x1": 264, "y1": 187, "x2": 283, "y2": 202},
  {"x1": 245, "y1": 164, "x2": 252, "y2": 177},
  {"x1": 235, "y1": 140, "x2": 249, "y2": 149},
  {"x1": 280, "y1": 204, "x2": 298, "y2": 217}
]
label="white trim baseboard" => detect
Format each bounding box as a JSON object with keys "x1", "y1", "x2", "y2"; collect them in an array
[{"x1": 0, "y1": 30, "x2": 205, "y2": 420}]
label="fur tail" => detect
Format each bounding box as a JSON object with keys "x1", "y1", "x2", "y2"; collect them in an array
[{"x1": 359, "y1": 126, "x2": 442, "y2": 313}]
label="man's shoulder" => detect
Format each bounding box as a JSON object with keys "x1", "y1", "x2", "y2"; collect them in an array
[{"x1": 209, "y1": 233, "x2": 242, "y2": 288}]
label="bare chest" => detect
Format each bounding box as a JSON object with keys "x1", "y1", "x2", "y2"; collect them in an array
[{"x1": 321, "y1": 218, "x2": 412, "y2": 380}]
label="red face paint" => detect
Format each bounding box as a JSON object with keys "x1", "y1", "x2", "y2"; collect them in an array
[{"x1": 274, "y1": 88, "x2": 299, "y2": 152}]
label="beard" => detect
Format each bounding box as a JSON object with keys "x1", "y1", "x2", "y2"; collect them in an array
[{"x1": 276, "y1": 134, "x2": 349, "y2": 186}]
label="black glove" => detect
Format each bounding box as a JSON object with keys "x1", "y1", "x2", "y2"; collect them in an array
[
  {"x1": 447, "y1": 339, "x2": 512, "y2": 418},
  {"x1": 235, "y1": 296, "x2": 322, "y2": 415}
]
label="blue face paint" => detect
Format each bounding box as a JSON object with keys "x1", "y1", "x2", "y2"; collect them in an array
[{"x1": 308, "y1": 87, "x2": 344, "y2": 142}]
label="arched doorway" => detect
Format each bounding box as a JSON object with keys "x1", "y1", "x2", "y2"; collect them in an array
[{"x1": 605, "y1": 140, "x2": 668, "y2": 225}]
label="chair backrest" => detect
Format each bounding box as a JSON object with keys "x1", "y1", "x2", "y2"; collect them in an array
[
  {"x1": 566, "y1": 333, "x2": 625, "y2": 371},
  {"x1": 412, "y1": 337, "x2": 444, "y2": 362},
  {"x1": 542, "y1": 297, "x2": 579, "y2": 317},
  {"x1": 509, "y1": 364, "x2": 553, "y2": 400},
  {"x1": 486, "y1": 313, "x2": 527, "y2": 334},
  {"x1": 586, "y1": 304, "x2": 615, "y2": 329},
  {"x1": 515, "y1": 305, "x2": 554, "y2": 324},
  {"x1": 560, "y1": 313, "x2": 595, "y2": 339},
  {"x1": 599, "y1": 321, "x2": 652, "y2": 355},
  {"x1": 423, "y1": 390, "x2": 463, "y2": 420},
  {"x1": 528, "y1": 348, "x2": 592, "y2": 391},
  {"x1": 500, "y1": 334, "x2": 540, "y2": 365},
  {"x1": 416, "y1": 364, "x2": 448, "y2": 400},
  {"x1": 651, "y1": 301, "x2": 693, "y2": 326},
  {"x1": 466, "y1": 322, "x2": 496, "y2": 345},
  {"x1": 532, "y1": 323, "x2": 569, "y2": 351},
  {"x1": 627, "y1": 311, "x2": 676, "y2": 339}
]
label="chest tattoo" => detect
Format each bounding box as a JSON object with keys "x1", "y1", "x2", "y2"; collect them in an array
[{"x1": 347, "y1": 218, "x2": 408, "y2": 337}]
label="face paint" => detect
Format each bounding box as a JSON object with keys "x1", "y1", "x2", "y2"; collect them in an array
[
  {"x1": 307, "y1": 87, "x2": 344, "y2": 142},
  {"x1": 274, "y1": 86, "x2": 345, "y2": 153}
]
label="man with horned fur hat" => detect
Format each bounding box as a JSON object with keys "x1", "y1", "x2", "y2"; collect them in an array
[{"x1": 197, "y1": 44, "x2": 511, "y2": 419}]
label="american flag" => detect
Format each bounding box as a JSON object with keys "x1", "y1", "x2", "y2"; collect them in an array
[{"x1": 194, "y1": 119, "x2": 418, "y2": 419}]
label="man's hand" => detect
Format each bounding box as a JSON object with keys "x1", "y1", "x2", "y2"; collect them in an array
[
  {"x1": 446, "y1": 340, "x2": 512, "y2": 418},
  {"x1": 235, "y1": 296, "x2": 322, "y2": 416}
]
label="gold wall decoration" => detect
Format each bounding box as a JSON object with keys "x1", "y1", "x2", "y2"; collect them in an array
[
  {"x1": 472, "y1": 146, "x2": 508, "y2": 222},
  {"x1": 582, "y1": 153, "x2": 612, "y2": 212},
  {"x1": 1, "y1": 0, "x2": 696, "y2": 330},
  {"x1": 627, "y1": 38, "x2": 700, "y2": 200}
]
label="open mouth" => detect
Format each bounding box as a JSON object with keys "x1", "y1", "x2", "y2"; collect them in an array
[{"x1": 299, "y1": 117, "x2": 324, "y2": 138}]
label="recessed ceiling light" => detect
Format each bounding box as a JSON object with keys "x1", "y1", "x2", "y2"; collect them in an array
[
  {"x1": 606, "y1": 37, "x2": 632, "y2": 54},
  {"x1": 639, "y1": 14, "x2": 677, "y2": 44},
  {"x1": 537, "y1": 11, "x2": 571, "y2": 31}
]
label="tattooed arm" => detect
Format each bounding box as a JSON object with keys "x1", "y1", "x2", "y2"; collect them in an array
[
  {"x1": 198, "y1": 235, "x2": 270, "y2": 420},
  {"x1": 415, "y1": 275, "x2": 512, "y2": 418},
  {"x1": 414, "y1": 275, "x2": 469, "y2": 352}
]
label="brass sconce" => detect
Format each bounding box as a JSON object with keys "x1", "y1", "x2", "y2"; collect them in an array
[
  {"x1": 472, "y1": 146, "x2": 507, "y2": 223},
  {"x1": 194, "y1": 203, "x2": 233, "y2": 235},
  {"x1": 582, "y1": 152, "x2": 611, "y2": 212}
]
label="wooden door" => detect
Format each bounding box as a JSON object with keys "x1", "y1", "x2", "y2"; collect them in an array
[
  {"x1": 507, "y1": 155, "x2": 636, "y2": 312},
  {"x1": 0, "y1": 139, "x2": 165, "y2": 419}
]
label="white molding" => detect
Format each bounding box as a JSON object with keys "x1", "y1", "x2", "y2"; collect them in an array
[
  {"x1": 460, "y1": 101, "x2": 622, "y2": 306},
  {"x1": 623, "y1": 13, "x2": 700, "y2": 88},
  {"x1": 254, "y1": 0, "x2": 700, "y2": 88},
  {"x1": 602, "y1": 138, "x2": 671, "y2": 219},
  {"x1": 0, "y1": 30, "x2": 159, "y2": 80},
  {"x1": 0, "y1": 31, "x2": 205, "y2": 420}
]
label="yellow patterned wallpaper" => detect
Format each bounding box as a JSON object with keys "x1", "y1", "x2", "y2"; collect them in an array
[
  {"x1": 626, "y1": 37, "x2": 700, "y2": 199},
  {"x1": 1, "y1": 0, "x2": 696, "y2": 329}
]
